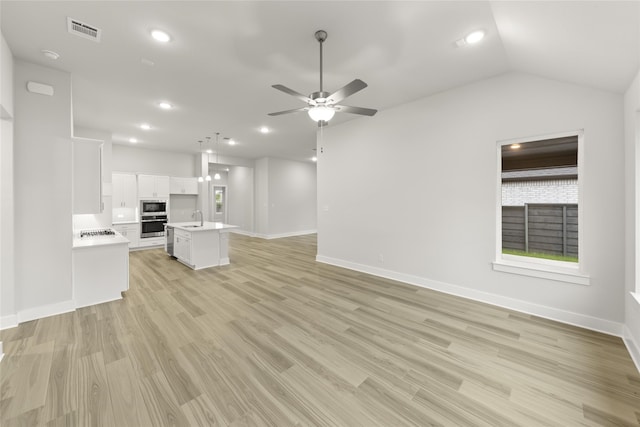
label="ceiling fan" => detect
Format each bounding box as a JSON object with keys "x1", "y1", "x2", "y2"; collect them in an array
[{"x1": 268, "y1": 30, "x2": 377, "y2": 125}]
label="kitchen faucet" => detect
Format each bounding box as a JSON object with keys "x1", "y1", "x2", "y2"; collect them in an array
[{"x1": 193, "y1": 210, "x2": 203, "y2": 227}]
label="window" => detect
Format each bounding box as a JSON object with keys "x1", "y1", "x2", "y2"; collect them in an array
[{"x1": 493, "y1": 131, "x2": 589, "y2": 285}]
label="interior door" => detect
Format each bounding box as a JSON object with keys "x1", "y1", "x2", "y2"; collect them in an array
[{"x1": 212, "y1": 186, "x2": 227, "y2": 223}]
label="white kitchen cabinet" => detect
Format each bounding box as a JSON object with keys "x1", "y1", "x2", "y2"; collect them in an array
[
  {"x1": 73, "y1": 137, "x2": 103, "y2": 214},
  {"x1": 113, "y1": 173, "x2": 137, "y2": 208},
  {"x1": 137, "y1": 236, "x2": 165, "y2": 248},
  {"x1": 73, "y1": 238, "x2": 129, "y2": 308},
  {"x1": 113, "y1": 223, "x2": 140, "y2": 248},
  {"x1": 138, "y1": 174, "x2": 170, "y2": 199},
  {"x1": 170, "y1": 177, "x2": 199, "y2": 195},
  {"x1": 174, "y1": 229, "x2": 192, "y2": 265}
]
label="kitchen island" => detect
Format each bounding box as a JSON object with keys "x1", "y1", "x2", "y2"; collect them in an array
[{"x1": 166, "y1": 221, "x2": 237, "y2": 270}]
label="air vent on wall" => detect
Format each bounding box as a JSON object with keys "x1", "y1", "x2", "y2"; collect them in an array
[{"x1": 67, "y1": 17, "x2": 101, "y2": 42}]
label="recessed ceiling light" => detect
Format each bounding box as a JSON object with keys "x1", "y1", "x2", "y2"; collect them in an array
[
  {"x1": 260, "y1": 126, "x2": 270, "y2": 134},
  {"x1": 129, "y1": 138, "x2": 138, "y2": 143},
  {"x1": 510, "y1": 143, "x2": 521, "y2": 149},
  {"x1": 151, "y1": 29, "x2": 171, "y2": 43},
  {"x1": 41, "y1": 49, "x2": 60, "y2": 60},
  {"x1": 465, "y1": 30, "x2": 485, "y2": 44},
  {"x1": 140, "y1": 123, "x2": 151, "y2": 130},
  {"x1": 158, "y1": 101, "x2": 172, "y2": 110}
]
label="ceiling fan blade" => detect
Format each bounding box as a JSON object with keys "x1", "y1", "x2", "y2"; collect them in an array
[
  {"x1": 272, "y1": 84, "x2": 312, "y2": 103},
  {"x1": 334, "y1": 105, "x2": 377, "y2": 116},
  {"x1": 327, "y1": 79, "x2": 368, "y2": 104},
  {"x1": 268, "y1": 107, "x2": 309, "y2": 116}
]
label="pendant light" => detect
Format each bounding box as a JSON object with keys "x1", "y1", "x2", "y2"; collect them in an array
[
  {"x1": 197, "y1": 139, "x2": 211, "y2": 182},
  {"x1": 213, "y1": 133, "x2": 221, "y2": 180}
]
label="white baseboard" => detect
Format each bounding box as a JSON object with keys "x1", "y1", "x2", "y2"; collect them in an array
[
  {"x1": 17, "y1": 299, "x2": 76, "y2": 325},
  {"x1": 623, "y1": 325, "x2": 640, "y2": 373},
  {"x1": 230, "y1": 229, "x2": 257, "y2": 237},
  {"x1": 0, "y1": 314, "x2": 18, "y2": 330},
  {"x1": 255, "y1": 229, "x2": 317, "y2": 240},
  {"x1": 316, "y1": 255, "x2": 624, "y2": 337}
]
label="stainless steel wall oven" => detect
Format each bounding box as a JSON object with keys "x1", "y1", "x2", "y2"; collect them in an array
[{"x1": 140, "y1": 200, "x2": 168, "y2": 238}]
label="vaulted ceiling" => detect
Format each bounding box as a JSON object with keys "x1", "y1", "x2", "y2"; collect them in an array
[{"x1": 1, "y1": 1, "x2": 638, "y2": 162}]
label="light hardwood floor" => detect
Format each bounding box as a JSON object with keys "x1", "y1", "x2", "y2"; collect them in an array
[{"x1": 1, "y1": 233, "x2": 639, "y2": 426}]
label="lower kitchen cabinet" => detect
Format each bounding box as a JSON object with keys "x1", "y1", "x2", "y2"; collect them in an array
[
  {"x1": 73, "y1": 240, "x2": 129, "y2": 308},
  {"x1": 138, "y1": 236, "x2": 165, "y2": 248},
  {"x1": 113, "y1": 223, "x2": 140, "y2": 248},
  {"x1": 174, "y1": 229, "x2": 192, "y2": 264}
]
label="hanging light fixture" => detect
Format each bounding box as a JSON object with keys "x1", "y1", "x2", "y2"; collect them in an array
[
  {"x1": 308, "y1": 104, "x2": 335, "y2": 122},
  {"x1": 197, "y1": 139, "x2": 211, "y2": 182},
  {"x1": 213, "y1": 133, "x2": 221, "y2": 180}
]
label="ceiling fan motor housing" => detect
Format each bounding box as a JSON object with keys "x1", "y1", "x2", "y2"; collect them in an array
[{"x1": 310, "y1": 91, "x2": 331, "y2": 103}]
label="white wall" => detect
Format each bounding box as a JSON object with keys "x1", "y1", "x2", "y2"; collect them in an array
[
  {"x1": 318, "y1": 72, "x2": 625, "y2": 333},
  {"x1": 624, "y1": 68, "x2": 640, "y2": 365},
  {"x1": 14, "y1": 59, "x2": 74, "y2": 320},
  {"x1": 228, "y1": 166, "x2": 254, "y2": 233},
  {"x1": 255, "y1": 158, "x2": 269, "y2": 236},
  {"x1": 0, "y1": 33, "x2": 15, "y2": 328},
  {"x1": 253, "y1": 157, "x2": 317, "y2": 238},
  {"x1": 112, "y1": 144, "x2": 196, "y2": 176},
  {"x1": 267, "y1": 157, "x2": 317, "y2": 236}
]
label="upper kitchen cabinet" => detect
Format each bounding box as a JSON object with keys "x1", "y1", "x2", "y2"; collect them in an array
[
  {"x1": 138, "y1": 174, "x2": 169, "y2": 199},
  {"x1": 113, "y1": 173, "x2": 137, "y2": 208},
  {"x1": 170, "y1": 177, "x2": 199, "y2": 195},
  {"x1": 73, "y1": 137, "x2": 103, "y2": 214}
]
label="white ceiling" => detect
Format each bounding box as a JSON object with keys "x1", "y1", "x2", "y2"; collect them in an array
[{"x1": 1, "y1": 1, "x2": 638, "y2": 162}]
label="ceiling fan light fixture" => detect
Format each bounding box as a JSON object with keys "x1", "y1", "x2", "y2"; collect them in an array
[
  {"x1": 151, "y1": 29, "x2": 171, "y2": 43},
  {"x1": 465, "y1": 30, "x2": 485, "y2": 44},
  {"x1": 308, "y1": 105, "x2": 335, "y2": 122}
]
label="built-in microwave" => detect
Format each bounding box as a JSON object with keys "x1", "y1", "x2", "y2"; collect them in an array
[{"x1": 141, "y1": 200, "x2": 167, "y2": 215}]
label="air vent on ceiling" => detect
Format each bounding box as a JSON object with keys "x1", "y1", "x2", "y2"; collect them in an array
[{"x1": 67, "y1": 17, "x2": 101, "y2": 42}]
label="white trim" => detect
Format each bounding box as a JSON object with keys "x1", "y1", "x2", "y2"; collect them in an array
[
  {"x1": 316, "y1": 254, "x2": 623, "y2": 337},
  {"x1": 0, "y1": 342, "x2": 3, "y2": 363},
  {"x1": 492, "y1": 257, "x2": 590, "y2": 286},
  {"x1": 75, "y1": 295, "x2": 123, "y2": 310},
  {"x1": 632, "y1": 292, "x2": 640, "y2": 305},
  {"x1": 17, "y1": 299, "x2": 76, "y2": 324},
  {"x1": 230, "y1": 229, "x2": 257, "y2": 237},
  {"x1": 0, "y1": 314, "x2": 18, "y2": 330},
  {"x1": 255, "y1": 229, "x2": 317, "y2": 240},
  {"x1": 623, "y1": 325, "x2": 640, "y2": 373}
]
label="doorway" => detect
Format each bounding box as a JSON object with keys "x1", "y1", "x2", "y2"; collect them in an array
[{"x1": 212, "y1": 185, "x2": 227, "y2": 223}]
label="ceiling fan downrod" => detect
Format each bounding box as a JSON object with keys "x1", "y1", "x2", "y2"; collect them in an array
[{"x1": 315, "y1": 30, "x2": 327, "y2": 94}]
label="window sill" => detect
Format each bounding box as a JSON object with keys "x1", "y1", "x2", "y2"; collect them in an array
[{"x1": 492, "y1": 255, "x2": 590, "y2": 285}]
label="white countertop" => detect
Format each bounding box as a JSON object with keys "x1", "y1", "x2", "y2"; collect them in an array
[
  {"x1": 73, "y1": 231, "x2": 130, "y2": 249},
  {"x1": 166, "y1": 221, "x2": 238, "y2": 232}
]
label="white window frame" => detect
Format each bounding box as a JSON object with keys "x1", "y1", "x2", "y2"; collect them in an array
[{"x1": 492, "y1": 130, "x2": 590, "y2": 286}]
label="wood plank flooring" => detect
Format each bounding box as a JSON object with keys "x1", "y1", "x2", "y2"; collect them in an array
[{"x1": 1, "y1": 233, "x2": 639, "y2": 426}]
